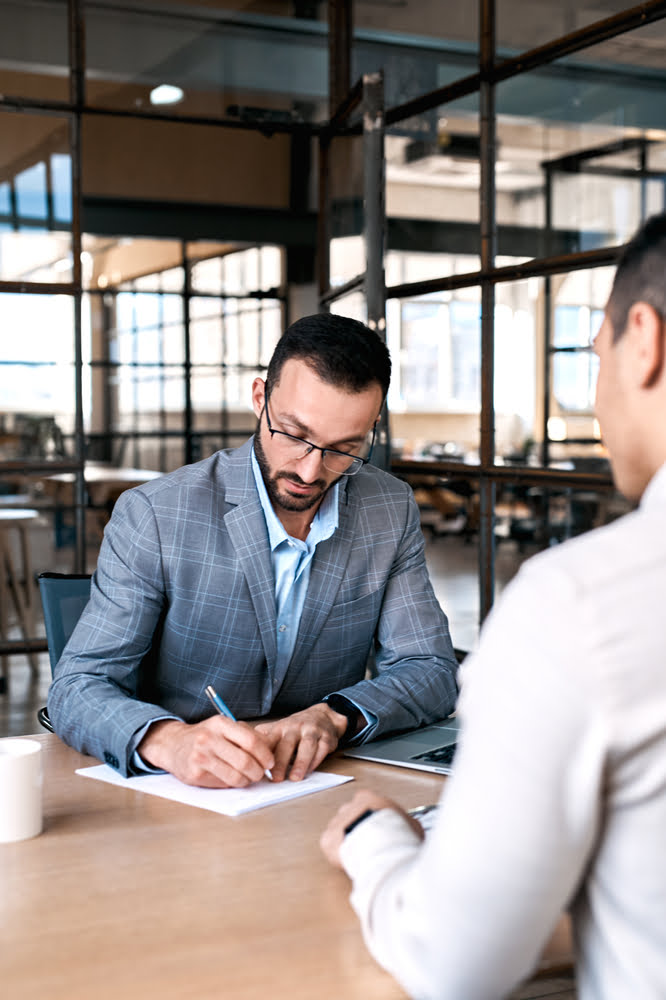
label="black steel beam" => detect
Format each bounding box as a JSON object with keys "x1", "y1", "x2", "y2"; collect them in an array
[{"x1": 385, "y1": 0, "x2": 666, "y2": 126}]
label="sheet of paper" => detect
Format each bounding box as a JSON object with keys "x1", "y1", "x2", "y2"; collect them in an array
[{"x1": 76, "y1": 764, "x2": 354, "y2": 816}]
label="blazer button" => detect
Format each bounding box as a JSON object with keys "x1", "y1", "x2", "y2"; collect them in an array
[{"x1": 104, "y1": 751, "x2": 120, "y2": 770}]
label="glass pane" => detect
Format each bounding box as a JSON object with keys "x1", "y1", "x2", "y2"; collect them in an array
[
  {"x1": 496, "y1": 63, "x2": 665, "y2": 261},
  {"x1": 191, "y1": 370, "x2": 224, "y2": 422},
  {"x1": 85, "y1": 5, "x2": 327, "y2": 122},
  {"x1": 496, "y1": 0, "x2": 631, "y2": 51},
  {"x1": 384, "y1": 284, "x2": 480, "y2": 464},
  {"x1": 387, "y1": 108, "x2": 481, "y2": 235},
  {"x1": 493, "y1": 266, "x2": 614, "y2": 470},
  {"x1": 355, "y1": 3, "x2": 478, "y2": 53},
  {"x1": 190, "y1": 256, "x2": 224, "y2": 295},
  {"x1": 191, "y1": 299, "x2": 223, "y2": 366},
  {"x1": 0, "y1": 0, "x2": 69, "y2": 101},
  {"x1": 565, "y1": 16, "x2": 666, "y2": 74},
  {"x1": 258, "y1": 302, "x2": 282, "y2": 367},
  {"x1": 161, "y1": 267, "x2": 184, "y2": 293},
  {"x1": 238, "y1": 302, "x2": 260, "y2": 366},
  {"x1": 82, "y1": 236, "x2": 181, "y2": 293},
  {"x1": 189, "y1": 242, "x2": 281, "y2": 294},
  {"x1": 494, "y1": 278, "x2": 539, "y2": 465},
  {"x1": 330, "y1": 291, "x2": 367, "y2": 325},
  {"x1": 551, "y1": 275, "x2": 605, "y2": 420},
  {"x1": 260, "y1": 246, "x2": 283, "y2": 291},
  {"x1": 0, "y1": 293, "x2": 76, "y2": 458},
  {"x1": 118, "y1": 434, "x2": 184, "y2": 475},
  {"x1": 15, "y1": 162, "x2": 48, "y2": 220},
  {"x1": 0, "y1": 113, "x2": 72, "y2": 282},
  {"x1": 116, "y1": 366, "x2": 185, "y2": 431},
  {"x1": 552, "y1": 351, "x2": 599, "y2": 412},
  {"x1": 355, "y1": 20, "x2": 478, "y2": 109}
]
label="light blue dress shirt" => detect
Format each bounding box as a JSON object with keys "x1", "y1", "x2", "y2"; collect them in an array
[{"x1": 250, "y1": 448, "x2": 339, "y2": 675}]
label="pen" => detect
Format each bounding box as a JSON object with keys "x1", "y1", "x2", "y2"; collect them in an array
[{"x1": 205, "y1": 684, "x2": 273, "y2": 780}]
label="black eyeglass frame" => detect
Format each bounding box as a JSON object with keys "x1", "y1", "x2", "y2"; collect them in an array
[{"x1": 262, "y1": 394, "x2": 376, "y2": 476}]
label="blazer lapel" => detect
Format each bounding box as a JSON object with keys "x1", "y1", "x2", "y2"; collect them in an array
[{"x1": 223, "y1": 441, "x2": 278, "y2": 674}]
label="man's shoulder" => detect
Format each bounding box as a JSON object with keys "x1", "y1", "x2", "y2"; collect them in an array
[
  {"x1": 118, "y1": 440, "x2": 254, "y2": 508},
  {"x1": 347, "y1": 463, "x2": 414, "y2": 503}
]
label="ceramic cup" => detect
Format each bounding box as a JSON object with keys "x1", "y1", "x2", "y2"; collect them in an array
[{"x1": 0, "y1": 738, "x2": 43, "y2": 843}]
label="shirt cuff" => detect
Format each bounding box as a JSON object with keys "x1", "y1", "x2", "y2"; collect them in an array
[
  {"x1": 339, "y1": 807, "x2": 422, "y2": 881},
  {"x1": 129, "y1": 716, "x2": 179, "y2": 775},
  {"x1": 325, "y1": 693, "x2": 378, "y2": 746}
]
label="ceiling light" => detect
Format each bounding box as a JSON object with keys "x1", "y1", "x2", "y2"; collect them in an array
[{"x1": 150, "y1": 84, "x2": 184, "y2": 106}]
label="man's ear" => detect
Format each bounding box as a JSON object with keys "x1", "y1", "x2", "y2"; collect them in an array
[
  {"x1": 626, "y1": 302, "x2": 665, "y2": 388},
  {"x1": 251, "y1": 377, "x2": 266, "y2": 419}
]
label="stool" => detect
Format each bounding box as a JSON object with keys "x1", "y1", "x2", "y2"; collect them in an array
[{"x1": 0, "y1": 509, "x2": 40, "y2": 688}]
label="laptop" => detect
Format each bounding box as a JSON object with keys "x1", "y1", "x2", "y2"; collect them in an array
[{"x1": 344, "y1": 716, "x2": 460, "y2": 775}]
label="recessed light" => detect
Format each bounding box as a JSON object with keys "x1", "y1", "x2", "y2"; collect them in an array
[{"x1": 150, "y1": 84, "x2": 184, "y2": 106}]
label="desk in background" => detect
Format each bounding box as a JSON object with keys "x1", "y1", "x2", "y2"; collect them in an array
[
  {"x1": 43, "y1": 462, "x2": 163, "y2": 507},
  {"x1": 1, "y1": 735, "x2": 573, "y2": 1000},
  {"x1": 42, "y1": 463, "x2": 163, "y2": 546}
]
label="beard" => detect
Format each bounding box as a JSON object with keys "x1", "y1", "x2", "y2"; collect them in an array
[{"x1": 253, "y1": 427, "x2": 335, "y2": 513}]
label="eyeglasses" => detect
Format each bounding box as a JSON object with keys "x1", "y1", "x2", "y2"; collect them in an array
[{"x1": 263, "y1": 394, "x2": 376, "y2": 476}]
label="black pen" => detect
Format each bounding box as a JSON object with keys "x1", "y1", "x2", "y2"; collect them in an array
[{"x1": 205, "y1": 684, "x2": 273, "y2": 780}]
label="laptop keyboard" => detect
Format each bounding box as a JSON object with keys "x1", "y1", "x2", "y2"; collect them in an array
[{"x1": 413, "y1": 743, "x2": 457, "y2": 766}]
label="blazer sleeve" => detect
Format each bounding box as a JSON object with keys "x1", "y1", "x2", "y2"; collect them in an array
[
  {"x1": 336, "y1": 489, "x2": 459, "y2": 738},
  {"x1": 47, "y1": 488, "x2": 180, "y2": 776}
]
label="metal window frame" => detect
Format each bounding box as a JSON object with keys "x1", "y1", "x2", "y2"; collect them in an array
[{"x1": 2, "y1": 0, "x2": 666, "y2": 664}]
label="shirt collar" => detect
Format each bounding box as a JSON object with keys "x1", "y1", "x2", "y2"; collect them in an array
[{"x1": 251, "y1": 445, "x2": 339, "y2": 552}]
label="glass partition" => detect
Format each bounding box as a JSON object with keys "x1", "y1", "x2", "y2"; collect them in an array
[
  {"x1": 0, "y1": 113, "x2": 72, "y2": 283},
  {"x1": 85, "y1": 4, "x2": 328, "y2": 123},
  {"x1": 0, "y1": 0, "x2": 69, "y2": 102},
  {"x1": 0, "y1": 292, "x2": 75, "y2": 460}
]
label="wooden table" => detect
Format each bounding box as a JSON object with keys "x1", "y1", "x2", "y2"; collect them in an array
[
  {"x1": 0, "y1": 735, "x2": 573, "y2": 1000},
  {"x1": 42, "y1": 464, "x2": 163, "y2": 545},
  {"x1": 43, "y1": 463, "x2": 163, "y2": 508},
  {"x1": 0, "y1": 734, "x2": 446, "y2": 1000}
]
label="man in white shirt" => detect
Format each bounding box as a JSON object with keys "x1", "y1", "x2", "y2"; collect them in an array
[{"x1": 321, "y1": 213, "x2": 666, "y2": 999}]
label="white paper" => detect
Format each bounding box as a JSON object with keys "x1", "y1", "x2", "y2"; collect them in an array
[{"x1": 76, "y1": 764, "x2": 353, "y2": 816}]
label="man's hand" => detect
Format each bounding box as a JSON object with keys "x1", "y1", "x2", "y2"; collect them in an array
[
  {"x1": 137, "y1": 717, "x2": 275, "y2": 788},
  {"x1": 254, "y1": 702, "x2": 353, "y2": 782},
  {"x1": 320, "y1": 789, "x2": 425, "y2": 869}
]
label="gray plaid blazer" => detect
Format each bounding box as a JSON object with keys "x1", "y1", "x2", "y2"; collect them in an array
[{"x1": 48, "y1": 438, "x2": 458, "y2": 775}]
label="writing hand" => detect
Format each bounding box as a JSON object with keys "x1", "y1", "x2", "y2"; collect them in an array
[
  {"x1": 320, "y1": 789, "x2": 424, "y2": 869},
  {"x1": 254, "y1": 702, "x2": 353, "y2": 782},
  {"x1": 137, "y1": 716, "x2": 275, "y2": 788}
]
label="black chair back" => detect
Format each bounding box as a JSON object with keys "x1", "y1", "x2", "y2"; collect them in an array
[{"x1": 37, "y1": 572, "x2": 92, "y2": 732}]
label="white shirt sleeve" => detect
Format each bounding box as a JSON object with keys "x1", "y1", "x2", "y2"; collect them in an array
[{"x1": 339, "y1": 559, "x2": 606, "y2": 1000}]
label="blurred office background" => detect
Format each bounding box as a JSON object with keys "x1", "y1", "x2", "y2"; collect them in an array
[{"x1": 1, "y1": 0, "x2": 663, "y2": 735}]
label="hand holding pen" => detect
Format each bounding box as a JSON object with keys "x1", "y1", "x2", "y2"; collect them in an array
[{"x1": 205, "y1": 685, "x2": 273, "y2": 781}]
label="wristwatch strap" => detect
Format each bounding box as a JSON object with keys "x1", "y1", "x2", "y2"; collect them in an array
[
  {"x1": 343, "y1": 808, "x2": 376, "y2": 836},
  {"x1": 323, "y1": 693, "x2": 361, "y2": 748}
]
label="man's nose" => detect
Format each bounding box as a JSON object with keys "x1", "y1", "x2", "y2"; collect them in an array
[{"x1": 296, "y1": 447, "x2": 325, "y2": 479}]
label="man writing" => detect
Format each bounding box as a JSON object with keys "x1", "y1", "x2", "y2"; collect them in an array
[
  {"x1": 49, "y1": 313, "x2": 458, "y2": 787},
  {"x1": 321, "y1": 214, "x2": 666, "y2": 998}
]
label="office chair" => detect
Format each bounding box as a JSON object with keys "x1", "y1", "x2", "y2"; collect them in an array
[{"x1": 37, "y1": 572, "x2": 92, "y2": 733}]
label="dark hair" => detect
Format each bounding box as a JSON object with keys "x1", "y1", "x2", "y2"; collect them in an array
[
  {"x1": 265, "y1": 313, "x2": 391, "y2": 399},
  {"x1": 607, "y1": 213, "x2": 666, "y2": 341}
]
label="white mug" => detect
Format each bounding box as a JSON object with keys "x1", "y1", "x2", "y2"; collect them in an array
[{"x1": 0, "y1": 738, "x2": 43, "y2": 843}]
